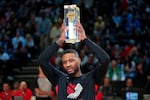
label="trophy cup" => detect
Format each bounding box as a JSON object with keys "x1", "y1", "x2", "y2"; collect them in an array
[{"x1": 64, "y1": 4, "x2": 80, "y2": 44}]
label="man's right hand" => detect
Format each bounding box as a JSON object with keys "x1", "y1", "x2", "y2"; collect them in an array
[{"x1": 56, "y1": 22, "x2": 65, "y2": 47}]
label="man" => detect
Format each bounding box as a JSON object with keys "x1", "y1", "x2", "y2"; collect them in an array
[
  {"x1": 15, "y1": 81, "x2": 32, "y2": 100},
  {"x1": 12, "y1": 81, "x2": 20, "y2": 96},
  {"x1": 101, "y1": 77, "x2": 117, "y2": 100},
  {"x1": 121, "y1": 78, "x2": 142, "y2": 100},
  {"x1": 39, "y1": 21, "x2": 110, "y2": 100},
  {"x1": 0, "y1": 82, "x2": 13, "y2": 100}
]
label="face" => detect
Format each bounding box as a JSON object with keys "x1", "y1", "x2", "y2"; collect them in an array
[
  {"x1": 126, "y1": 79, "x2": 133, "y2": 88},
  {"x1": 14, "y1": 82, "x2": 20, "y2": 89},
  {"x1": 104, "y1": 77, "x2": 110, "y2": 86},
  {"x1": 62, "y1": 53, "x2": 81, "y2": 76},
  {"x1": 3, "y1": 83, "x2": 10, "y2": 92},
  {"x1": 111, "y1": 60, "x2": 117, "y2": 68},
  {"x1": 20, "y1": 81, "x2": 27, "y2": 91}
]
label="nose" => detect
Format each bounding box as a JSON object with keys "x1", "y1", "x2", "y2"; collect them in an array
[{"x1": 66, "y1": 61, "x2": 71, "y2": 67}]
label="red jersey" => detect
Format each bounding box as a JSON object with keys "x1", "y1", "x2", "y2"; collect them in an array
[
  {"x1": 15, "y1": 88, "x2": 32, "y2": 100},
  {"x1": 0, "y1": 90, "x2": 13, "y2": 100},
  {"x1": 12, "y1": 90, "x2": 20, "y2": 96}
]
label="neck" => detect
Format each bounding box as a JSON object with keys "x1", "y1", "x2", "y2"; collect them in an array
[
  {"x1": 4, "y1": 91, "x2": 9, "y2": 94},
  {"x1": 73, "y1": 70, "x2": 82, "y2": 77}
]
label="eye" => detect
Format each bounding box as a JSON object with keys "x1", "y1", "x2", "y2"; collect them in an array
[
  {"x1": 69, "y1": 59, "x2": 75, "y2": 62},
  {"x1": 62, "y1": 60, "x2": 67, "y2": 64}
]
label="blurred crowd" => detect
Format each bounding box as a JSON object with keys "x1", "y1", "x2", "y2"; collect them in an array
[{"x1": 0, "y1": 0, "x2": 150, "y2": 99}]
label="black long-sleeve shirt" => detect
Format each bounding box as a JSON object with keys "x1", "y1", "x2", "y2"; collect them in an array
[{"x1": 39, "y1": 38, "x2": 110, "y2": 100}]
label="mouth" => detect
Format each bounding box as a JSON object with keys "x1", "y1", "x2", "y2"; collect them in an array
[{"x1": 67, "y1": 68, "x2": 74, "y2": 74}]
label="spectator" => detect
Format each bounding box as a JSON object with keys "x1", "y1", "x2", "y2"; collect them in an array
[
  {"x1": 34, "y1": 66, "x2": 54, "y2": 100},
  {"x1": 49, "y1": 21, "x2": 61, "y2": 44},
  {"x1": 100, "y1": 77, "x2": 117, "y2": 100},
  {"x1": 112, "y1": 10, "x2": 122, "y2": 28},
  {"x1": 134, "y1": 62, "x2": 147, "y2": 88},
  {"x1": 15, "y1": 81, "x2": 32, "y2": 100},
  {"x1": 79, "y1": 48, "x2": 88, "y2": 67},
  {"x1": 93, "y1": 16, "x2": 105, "y2": 37},
  {"x1": 36, "y1": 11, "x2": 52, "y2": 51},
  {"x1": 0, "y1": 47, "x2": 10, "y2": 61},
  {"x1": 14, "y1": 41, "x2": 29, "y2": 68},
  {"x1": 12, "y1": 32, "x2": 26, "y2": 50},
  {"x1": 81, "y1": 53, "x2": 99, "y2": 73},
  {"x1": 55, "y1": 48, "x2": 64, "y2": 68},
  {"x1": 111, "y1": 44, "x2": 122, "y2": 59},
  {"x1": 25, "y1": 34, "x2": 34, "y2": 50},
  {"x1": 0, "y1": 82, "x2": 13, "y2": 100},
  {"x1": 121, "y1": 78, "x2": 143, "y2": 100},
  {"x1": 123, "y1": 55, "x2": 136, "y2": 78},
  {"x1": 143, "y1": 66, "x2": 150, "y2": 95},
  {"x1": 25, "y1": 33, "x2": 37, "y2": 57},
  {"x1": 107, "y1": 59, "x2": 124, "y2": 81},
  {"x1": 12, "y1": 81, "x2": 20, "y2": 96},
  {"x1": 0, "y1": 47, "x2": 11, "y2": 80}
]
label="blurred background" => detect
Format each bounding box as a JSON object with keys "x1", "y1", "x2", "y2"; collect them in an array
[{"x1": 0, "y1": 0, "x2": 150, "y2": 99}]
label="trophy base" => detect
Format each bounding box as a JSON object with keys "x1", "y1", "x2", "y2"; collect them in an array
[{"x1": 65, "y1": 39, "x2": 80, "y2": 44}]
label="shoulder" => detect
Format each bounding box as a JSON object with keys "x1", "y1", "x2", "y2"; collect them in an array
[
  {"x1": 27, "y1": 88, "x2": 32, "y2": 92},
  {"x1": 81, "y1": 72, "x2": 94, "y2": 80},
  {"x1": 26, "y1": 88, "x2": 32, "y2": 94},
  {"x1": 0, "y1": 91, "x2": 4, "y2": 95}
]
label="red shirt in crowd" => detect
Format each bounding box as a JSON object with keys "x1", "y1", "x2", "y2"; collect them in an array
[
  {"x1": 15, "y1": 88, "x2": 32, "y2": 100},
  {"x1": 0, "y1": 90, "x2": 13, "y2": 100}
]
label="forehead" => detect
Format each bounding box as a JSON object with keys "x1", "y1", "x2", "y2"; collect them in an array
[
  {"x1": 20, "y1": 82, "x2": 26, "y2": 86},
  {"x1": 62, "y1": 53, "x2": 76, "y2": 60},
  {"x1": 3, "y1": 84, "x2": 9, "y2": 87},
  {"x1": 127, "y1": 79, "x2": 132, "y2": 83}
]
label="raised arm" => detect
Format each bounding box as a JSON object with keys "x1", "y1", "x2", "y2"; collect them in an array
[
  {"x1": 38, "y1": 43, "x2": 59, "y2": 85},
  {"x1": 84, "y1": 38, "x2": 110, "y2": 84},
  {"x1": 38, "y1": 22, "x2": 66, "y2": 85},
  {"x1": 77, "y1": 22, "x2": 110, "y2": 85}
]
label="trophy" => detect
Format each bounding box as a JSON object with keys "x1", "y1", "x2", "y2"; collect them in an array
[{"x1": 64, "y1": 4, "x2": 80, "y2": 44}]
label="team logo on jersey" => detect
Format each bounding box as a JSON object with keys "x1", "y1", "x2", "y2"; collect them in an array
[{"x1": 67, "y1": 83, "x2": 83, "y2": 99}]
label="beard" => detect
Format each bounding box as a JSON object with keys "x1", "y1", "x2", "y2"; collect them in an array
[{"x1": 66, "y1": 66, "x2": 80, "y2": 77}]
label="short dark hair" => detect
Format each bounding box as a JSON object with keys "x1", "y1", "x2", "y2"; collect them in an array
[{"x1": 62, "y1": 49, "x2": 79, "y2": 57}]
